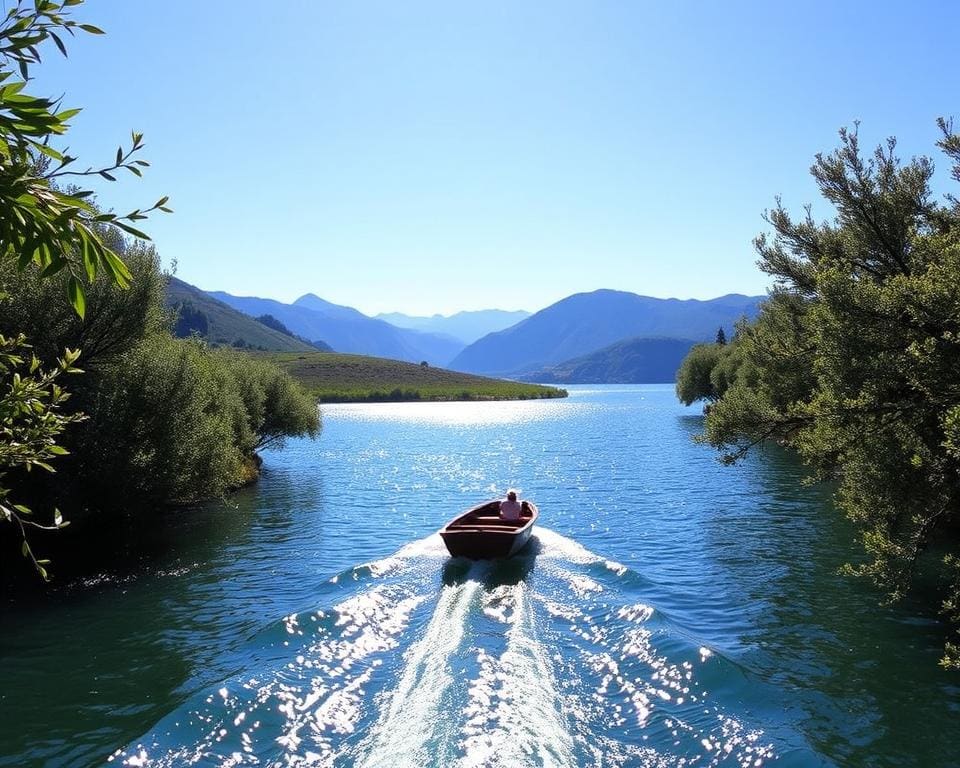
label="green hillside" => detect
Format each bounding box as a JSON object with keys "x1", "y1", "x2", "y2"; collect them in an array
[
  {"x1": 520, "y1": 337, "x2": 697, "y2": 384},
  {"x1": 166, "y1": 277, "x2": 317, "y2": 352},
  {"x1": 254, "y1": 352, "x2": 568, "y2": 402}
]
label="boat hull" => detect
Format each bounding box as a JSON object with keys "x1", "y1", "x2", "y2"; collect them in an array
[{"x1": 439, "y1": 500, "x2": 538, "y2": 559}]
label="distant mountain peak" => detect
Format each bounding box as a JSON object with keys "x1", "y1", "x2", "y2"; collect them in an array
[
  {"x1": 205, "y1": 289, "x2": 465, "y2": 365},
  {"x1": 293, "y1": 293, "x2": 338, "y2": 310},
  {"x1": 449, "y1": 290, "x2": 764, "y2": 376},
  {"x1": 375, "y1": 308, "x2": 531, "y2": 345},
  {"x1": 291, "y1": 293, "x2": 369, "y2": 322}
]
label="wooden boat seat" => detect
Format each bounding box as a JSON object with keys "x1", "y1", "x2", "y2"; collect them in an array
[
  {"x1": 447, "y1": 525, "x2": 517, "y2": 533},
  {"x1": 448, "y1": 521, "x2": 524, "y2": 529},
  {"x1": 452, "y1": 520, "x2": 528, "y2": 530}
]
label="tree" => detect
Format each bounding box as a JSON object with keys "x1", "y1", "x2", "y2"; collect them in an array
[
  {"x1": 173, "y1": 301, "x2": 210, "y2": 338},
  {"x1": 0, "y1": 335, "x2": 81, "y2": 577},
  {"x1": 6, "y1": 250, "x2": 321, "y2": 518},
  {"x1": 0, "y1": 2, "x2": 169, "y2": 315},
  {"x1": 675, "y1": 343, "x2": 725, "y2": 405},
  {"x1": 684, "y1": 121, "x2": 960, "y2": 667},
  {"x1": 715, "y1": 326, "x2": 726, "y2": 345},
  {"x1": 0, "y1": 1, "x2": 167, "y2": 577},
  {"x1": 0, "y1": 237, "x2": 167, "y2": 371},
  {"x1": 255, "y1": 314, "x2": 293, "y2": 337}
]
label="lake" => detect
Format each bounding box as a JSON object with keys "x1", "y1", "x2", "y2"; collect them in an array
[{"x1": 1, "y1": 385, "x2": 958, "y2": 767}]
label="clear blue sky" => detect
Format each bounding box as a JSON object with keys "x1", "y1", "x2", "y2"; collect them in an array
[{"x1": 33, "y1": 1, "x2": 960, "y2": 315}]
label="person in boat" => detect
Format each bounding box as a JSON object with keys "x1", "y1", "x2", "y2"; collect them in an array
[{"x1": 499, "y1": 489, "x2": 523, "y2": 521}]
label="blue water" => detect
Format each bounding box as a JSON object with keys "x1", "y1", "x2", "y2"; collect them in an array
[{"x1": 2, "y1": 386, "x2": 958, "y2": 767}]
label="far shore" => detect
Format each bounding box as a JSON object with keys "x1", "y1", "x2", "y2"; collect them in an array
[{"x1": 249, "y1": 351, "x2": 568, "y2": 403}]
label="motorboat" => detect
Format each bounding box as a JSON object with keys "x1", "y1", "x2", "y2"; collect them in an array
[{"x1": 439, "y1": 499, "x2": 538, "y2": 559}]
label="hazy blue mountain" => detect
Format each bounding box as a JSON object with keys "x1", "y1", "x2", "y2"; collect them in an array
[
  {"x1": 449, "y1": 289, "x2": 762, "y2": 375},
  {"x1": 166, "y1": 278, "x2": 319, "y2": 352},
  {"x1": 293, "y1": 293, "x2": 370, "y2": 322},
  {"x1": 517, "y1": 337, "x2": 697, "y2": 384},
  {"x1": 208, "y1": 291, "x2": 465, "y2": 365},
  {"x1": 375, "y1": 309, "x2": 531, "y2": 345}
]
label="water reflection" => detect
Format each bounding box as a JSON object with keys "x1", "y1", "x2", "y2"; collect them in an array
[{"x1": 715, "y1": 444, "x2": 958, "y2": 765}]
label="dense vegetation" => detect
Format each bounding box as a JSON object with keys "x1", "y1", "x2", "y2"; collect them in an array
[
  {"x1": 258, "y1": 352, "x2": 568, "y2": 402},
  {"x1": 676, "y1": 123, "x2": 960, "y2": 668},
  {"x1": 0, "y1": 2, "x2": 318, "y2": 580},
  {"x1": 1, "y1": 235, "x2": 320, "y2": 570}
]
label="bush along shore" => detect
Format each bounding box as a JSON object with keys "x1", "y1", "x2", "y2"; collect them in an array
[
  {"x1": 255, "y1": 351, "x2": 569, "y2": 403},
  {"x1": 0, "y1": 242, "x2": 320, "y2": 585}
]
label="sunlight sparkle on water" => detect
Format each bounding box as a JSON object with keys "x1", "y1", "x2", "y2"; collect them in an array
[
  {"x1": 323, "y1": 399, "x2": 588, "y2": 427},
  {"x1": 110, "y1": 530, "x2": 782, "y2": 768}
]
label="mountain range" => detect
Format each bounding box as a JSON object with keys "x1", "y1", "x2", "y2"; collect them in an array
[
  {"x1": 208, "y1": 291, "x2": 464, "y2": 365},
  {"x1": 165, "y1": 279, "x2": 764, "y2": 381},
  {"x1": 449, "y1": 289, "x2": 762, "y2": 376},
  {"x1": 374, "y1": 309, "x2": 531, "y2": 344}
]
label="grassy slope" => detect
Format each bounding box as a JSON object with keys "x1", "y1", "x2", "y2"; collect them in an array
[
  {"x1": 254, "y1": 351, "x2": 568, "y2": 402},
  {"x1": 166, "y1": 277, "x2": 316, "y2": 352},
  {"x1": 521, "y1": 337, "x2": 697, "y2": 383}
]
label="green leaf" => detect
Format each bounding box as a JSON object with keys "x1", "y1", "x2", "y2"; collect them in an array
[
  {"x1": 113, "y1": 221, "x2": 150, "y2": 240},
  {"x1": 32, "y1": 141, "x2": 64, "y2": 161},
  {"x1": 67, "y1": 274, "x2": 85, "y2": 318},
  {"x1": 17, "y1": 234, "x2": 37, "y2": 269},
  {"x1": 21, "y1": 540, "x2": 30, "y2": 558},
  {"x1": 39, "y1": 256, "x2": 67, "y2": 278},
  {"x1": 101, "y1": 247, "x2": 132, "y2": 287},
  {"x1": 50, "y1": 30, "x2": 67, "y2": 56},
  {"x1": 78, "y1": 24, "x2": 105, "y2": 34},
  {"x1": 81, "y1": 234, "x2": 96, "y2": 281},
  {"x1": 55, "y1": 107, "x2": 81, "y2": 122}
]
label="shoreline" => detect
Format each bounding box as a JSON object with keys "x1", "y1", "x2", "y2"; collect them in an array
[{"x1": 316, "y1": 389, "x2": 568, "y2": 404}]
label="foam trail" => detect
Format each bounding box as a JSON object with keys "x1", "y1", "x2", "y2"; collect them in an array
[
  {"x1": 534, "y1": 528, "x2": 627, "y2": 574},
  {"x1": 460, "y1": 582, "x2": 576, "y2": 768},
  {"x1": 357, "y1": 565, "x2": 487, "y2": 768}
]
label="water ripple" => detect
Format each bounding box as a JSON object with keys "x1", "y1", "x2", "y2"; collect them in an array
[{"x1": 109, "y1": 530, "x2": 815, "y2": 768}]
